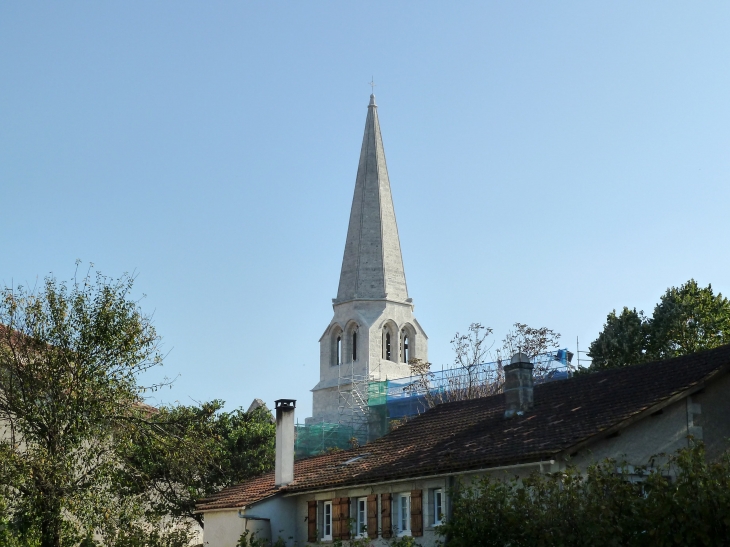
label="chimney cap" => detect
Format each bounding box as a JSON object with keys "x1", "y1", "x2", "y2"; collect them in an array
[
  {"x1": 274, "y1": 399, "x2": 296, "y2": 409},
  {"x1": 510, "y1": 352, "x2": 532, "y2": 365}
]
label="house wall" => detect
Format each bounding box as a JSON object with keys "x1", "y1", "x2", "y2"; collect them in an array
[
  {"x1": 296, "y1": 477, "x2": 448, "y2": 546},
  {"x1": 248, "y1": 496, "x2": 298, "y2": 546},
  {"x1": 570, "y1": 371, "x2": 730, "y2": 470},
  {"x1": 570, "y1": 396, "x2": 690, "y2": 470},
  {"x1": 692, "y1": 370, "x2": 730, "y2": 461},
  {"x1": 203, "y1": 510, "x2": 248, "y2": 547},
  {"x1": 202, "y1": 496, "x2": 299, "y2": 547}
]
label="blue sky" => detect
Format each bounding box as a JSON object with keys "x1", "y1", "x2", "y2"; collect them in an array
[{"x1": 2, "y1": 2, "x2": 729, "y2": 418}]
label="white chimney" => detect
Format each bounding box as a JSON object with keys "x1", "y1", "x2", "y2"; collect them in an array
[{"x1": 274, "y1": 399, "x2": 296, "y2": 487}]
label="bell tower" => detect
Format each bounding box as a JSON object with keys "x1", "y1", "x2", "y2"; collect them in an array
[{"x1": 309, "y1": 94, "x2": 428, "y2": 434}]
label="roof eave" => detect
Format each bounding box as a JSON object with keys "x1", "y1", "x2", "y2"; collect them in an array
[{"x1": 195, "y1": 490, "x2": 283, "y2": 514}]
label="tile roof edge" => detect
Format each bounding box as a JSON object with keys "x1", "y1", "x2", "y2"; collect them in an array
[
  {"x1": 282, "y1": 456, "x2": 561, "y2": 496},
  {"x1": 284, "y1": 450, "x2": 561, "y2": 497},
  {"x1": 195, "y1": 490, "x2": 283, "y2": 513},
  {"x1": 195, "y1": 451, "x2": 356, "y2": 512}
]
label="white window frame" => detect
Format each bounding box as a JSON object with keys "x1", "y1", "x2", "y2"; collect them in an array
[
  {"x1": 398, "y1": 492, "x2": 411, "y2": 536},
  {"x1": 434, "y1": 488, "x2": 444, "y2": 525},
  {"x1": 356, "y1": 496, "x2": 368, "y2": 538},
  {"x1": 323, "y1": 500, "x2": 333, "y2": 541}
]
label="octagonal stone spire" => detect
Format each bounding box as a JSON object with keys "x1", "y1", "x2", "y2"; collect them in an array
[{"x1": 335, "y1": 94, "x2": 409, "y2": 304}]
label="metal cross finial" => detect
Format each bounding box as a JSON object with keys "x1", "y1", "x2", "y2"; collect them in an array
[{"x1": 369, "y1": 77, "x2": 376, "y2": 93}]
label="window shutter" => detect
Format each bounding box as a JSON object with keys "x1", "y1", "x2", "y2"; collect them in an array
[
  {"x1": 332, "y1": 498, "x2": 342, "y2": 539},
  {"x1": 307, "y1": 500, "x2": 317, "y2": 542},
  {"x1": 340, "y1": 497, "x2": 351, "y2": 540},
  {"x1": 367, "y1": 494, "x2": 378, "y2": 538},
  {"x1": 411, "y1": 490, "x2": 423, "y2": 537},
  {"x1": 381, "y1": 493, "x2": 392, "y2": 538}
]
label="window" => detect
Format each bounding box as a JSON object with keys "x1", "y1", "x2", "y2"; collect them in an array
[
  {"x1": 332, "y1": 328, "x2": 344, "y2": 366},
  {"x1": 352, "y1": 330, "x2": 357, "y2": 361},
  {"x1": 385, "y1": 331, "x2": 392, "y2": 360},
  {"x1": 323, "y1": 501, "x2": 332, "y2": 540},
  {"x1": 434, "y1": 489, "x2": 444, "y2": 525},
  {"x1": 356, "y1": 497, "x2": 367, "y2": 538},
  {"x1": 402, "y1": 334, "x2": 409, "y2": 363},
  {"x1": 398, "y1": 493, "x2": 411, "y2": 535}
]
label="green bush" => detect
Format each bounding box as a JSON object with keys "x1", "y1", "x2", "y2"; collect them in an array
[{"x1": 438, "y1": 443, "x2": 730, "y2": 547}]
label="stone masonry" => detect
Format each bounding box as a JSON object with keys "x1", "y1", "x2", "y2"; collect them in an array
[{"x1": 309, "y1": 95, "x2": 428, "y2": 426}]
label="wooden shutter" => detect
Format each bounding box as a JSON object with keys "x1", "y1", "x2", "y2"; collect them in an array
[
  {"x1": 381, "y1": 493, "x2": 392, "y2": 538},
  {"x1": 307, "y1": 500, "x2": 317, "y2": 542},
  {"x1": 411, "y1": 490, "x2": 423, "y2": 537},
  {"x1": 367, "y1": 494, "x2": 378, "y2": 538},
  {"x1": 339, "y1": 497, "x2": 351, "y2": 540},
  {"x1": 332, "y1": 498, "x2": 342, "y2": 539}
]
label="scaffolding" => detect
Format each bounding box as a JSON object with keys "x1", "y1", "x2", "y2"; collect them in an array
[
  {"x1": 378, "y1": 349, "x2": 574, "y2": 402},
  {"x1": 337, "y1": 358, "x2": 370, "y2": 446},
  {"x1": 294, "y1": 349, "x2": 575, "y2": 458}
]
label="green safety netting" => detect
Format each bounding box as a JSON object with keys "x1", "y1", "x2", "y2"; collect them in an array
[
  {"x1": 295, "y1": 422, "x2": 355, "y2": 458},
  {"x1": 367, "y1": 380, "x2": 388, "y2": 406}
]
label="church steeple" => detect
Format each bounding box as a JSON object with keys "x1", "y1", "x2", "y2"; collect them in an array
[
  {"x1": 311, "y1": 94, "x2": 427, "y2": 436},
  {"x1": 336, "y1": 94, "x2": 409, "y2": 304}
]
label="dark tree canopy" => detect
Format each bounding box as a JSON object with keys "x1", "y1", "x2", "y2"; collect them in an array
[
  {"x1": 588, "y1": 280, "x2": 730, "y2": 371},
  {"x1": 587, "y1": 307, "x2": 649, "y2": 371},
  {"x1": 118, "y1": 401, "x2": 275, "y2": 528}
]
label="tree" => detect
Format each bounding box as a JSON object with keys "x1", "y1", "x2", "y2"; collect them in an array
[
  {"x1": 588, "y1": 280, "x2": 730, "y2": 371},
  {"x1": 498, "y1": 323, "x2": 561, "y2": 380},
  {"x1": 437, "y1": 442, "x2": 730, "y2": 547},
  {"x1": 587, "y1": 307, "x2": 649, "y2": 371},
  {"x1": 649, "y1": 280, "x2": 730, "y2": 359},
  {"x1": 0, "y1": 266, "x2": 278, "y2": 545},
  {"x1": 450, "y1": 323, "x2": 494, "y2": 399},
  {"x1": 0, "y1": 267, "x2": 164, "y2": 547},
  {"x1": 410, "y1": 322, "x2": 561, "y2": 408},
  {"x1": 118, "y1": 400, "x2": 275, "y2": 528}
]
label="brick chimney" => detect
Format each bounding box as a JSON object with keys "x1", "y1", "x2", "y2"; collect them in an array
[
  {"x1": 504, "y1": 353, "x2": 534, "y2": 419},
  {"x1": 274, "y1": 399, "x2": 296, "y2": 487}
]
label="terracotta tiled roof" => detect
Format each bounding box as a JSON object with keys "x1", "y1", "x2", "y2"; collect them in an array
[
  {"x1": 197, "y1": 344, "x2": 730, "y2": 511},
  {"x1": 195, "y1": 451, "x2": 354, "y2": 512}
]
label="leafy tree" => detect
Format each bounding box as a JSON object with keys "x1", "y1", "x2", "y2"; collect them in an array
[
  {"x1": 586, "y1": 307, "x2": 649, "y2": 371},
  {"x1": 588, "y1": 280, "x2": 730, "y2": 371},
  {"x1": 0, "y1": 265, "x2": 276, "y2": 546},
  {"x1": 649, "y1": 280, "x2": 730, "y2": 359},
  {"x1": 118, "y1": 400, "x2": 275, "y2": 527},
  {"x1": 0, "y1": 267, "x2": 165, "y2": 547}
]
